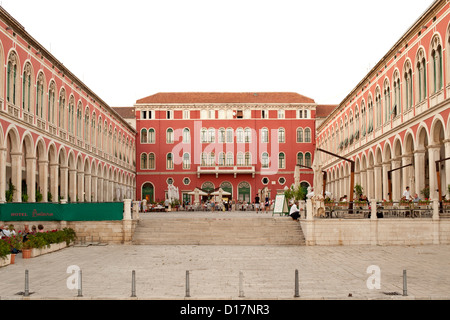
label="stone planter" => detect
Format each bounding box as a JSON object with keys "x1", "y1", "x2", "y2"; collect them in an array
[
  {"x1": 0, "y1": 254, "x2": 12, "y2": 267},
  {"x1": 30, "y1": 242, "x2": 69, "y2": 258}
]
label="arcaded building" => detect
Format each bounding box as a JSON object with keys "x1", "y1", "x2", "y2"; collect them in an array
[
  {"x1": 317, "y1": 0, "x2": 450, "y2": 202},
  {"x1": 0, "y1": 7, "x2": 136, "y2": 203},
  {"x1": 135, "y1": 92, "x2": 318, "y2": 204}
]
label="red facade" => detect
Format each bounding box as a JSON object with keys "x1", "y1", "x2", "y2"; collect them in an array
[{"x1": 135, "y1": 92, "x2": 317, "y2": 205}]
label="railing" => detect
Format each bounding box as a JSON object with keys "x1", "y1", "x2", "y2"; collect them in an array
[{"x1": 322, "y1": 201, "x2": 434, "y2": 219}]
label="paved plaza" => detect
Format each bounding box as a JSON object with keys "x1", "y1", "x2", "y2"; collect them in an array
[{"x1": 1, "y1": 211, "x2": 450, "y2": 300}]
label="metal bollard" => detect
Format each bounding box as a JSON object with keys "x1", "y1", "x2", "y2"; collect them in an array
[
  {"x1": 77, "y1": 269, "x2": 83, "y2": 297},
  {"x1": 239, "y1": 271, "x2": 245, "y2": 298},
  {"x1": 24, "y1": 270, "x2": 30, "y2": 297},
  {"x1": 131, "y1": 270, "x2": 136, "y2": 297},
  {"x1": 403, "y1": 270, "x2": 407, "y2": 296},
  {"x1": 294, "y1": 269, "x2": 300, "y2": 298},
  {"x1": 185, "y1": 270, "x2": 191, "y2": 298}
]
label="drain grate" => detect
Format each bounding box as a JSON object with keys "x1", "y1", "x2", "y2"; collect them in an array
[{"x1": 383, "y1": 292, "x2": 401, "y2": 296}]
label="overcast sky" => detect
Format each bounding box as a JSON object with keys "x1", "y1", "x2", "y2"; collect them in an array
[{"x1": 0, "y1": 0, "x2": 435, "y2": 107}]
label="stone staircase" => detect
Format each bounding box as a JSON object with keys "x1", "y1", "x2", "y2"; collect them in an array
[{"x1": 132, "y1": 216, "x2": 306, "y2": 246}]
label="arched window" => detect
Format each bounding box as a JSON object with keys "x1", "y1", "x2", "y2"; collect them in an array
[
  {"x1": 77, "y1": 103, "x2": 83, "y2": 138},
  {"x1": 183, "y1": 128, "x2": 190, "y2": 143},
  {"x1": 261, "y1": 128, "x2": 269, "y2": 143},
  {"x1": 183, "y1": 153, "x2": 190, "y2": 170},
  {"x1": 244, "y1": 128, "x2": 251, "y2": 143},
  {"x1": 368, "y1": 97, "x2": 374, "y2": 133},
  {"x1": 431, "y1": 36, "x2": 443, "y2": 93},
  {"x1": 383, "y1": 80, "x2": 391, "y2": 123},
  {"x1": 245, "y1": 152, "x2": 252, "y2": 166},
  {"x1": 201, "y1": 128, "x2": 207, "y2": 143},
  {"x1": 201, "y1": 152, "x2": 207, "y2": 166},
  {"x1": 149, "y1": 153, "x2": 155, "y2": 169},
  {"x1": 226, "y1": 152, "x2": 233, "y2": 166},
  {"x1": 22, "y1": 62, "x2": 32, "y2": 112},
  {"x1": 297, "y1": 152, "x2": 304, "y2": 166},
  {"x1": 148, "y1": 128, "x2": 155, "y2": 143},
  {"x1": 278, "y1": 152, "x2": 285, "y2": 169},
  {"x1": 48, "y1": 82, "x2": 56, "y2": 124},
  {"x1": 207, "y1": 128, "x2": 215, "y2": 143},
  {"x1": 237, "y1": 152, "x2": 244, "y2": 166},
  {"x1": 416, "y1": 48, "x2": 427, "y2": 102},
  {"x1": 261, "y1": 152, "x2": 269, "y2": 168},
  {"x1": 36, "y1": 72, "x2": 45, "y2": 119},
  {"x1": 226, "y1": 128, "x2": 234, "y2": 143},
  {"x1": 361, "y1": 101, "x2": 366, "y2": 136},
  {"x1": 166, "y1": 128, "x2": 174, "y2": 144},
  {"x1": 6, "y1": 51, "x2": 18, "y2": 105},
  {"x1": 59, "y1": 89, "x2": 66, "y2": 130},
  {"x1": 305, "y1": 152, "x2": 312, "y2": 167},
  {"x1": 393, "y1": 71, "x2": 401, "y2": 118},
  {"x1": 297, "y1": 128, "x2": 303, "y2": 143},
  {"x1": 375, "y1": 88, "x2": 382, "y2": 128},
  {"x1": 236, "y1": 128, "x2": 244, "y2": 143},
  {"x1": 85, "y1": 108, "x2": 90, "y2": 143},
  {"x1": 404, "y1": 60, "x2": 413, "y2": 110},
  {"x1": 140, "y1": 128, "x2": 148, "y2": 143},
  {"x1": 354, "y1": 107, "x2": 359, "y2": 139},
  {"x1": 208, "y1": 152, "x2": 215, "y2": 166},
  {"x1": 218, "y1": 152, "x2": 226, "y2": 166},
  {"x1": 218, "y1": 128, "x2": 225, "y2": 143},
  {"x1": 140, "y1": 153, "x2": 148, "y2": 170},
  {"x1": 278, "y1": 128, "x2": 285, "y2": 143},
  {"x1": 166, "y1": 153, "x2": 174, "y2": 169},
  {"x1": 304, "y1": 128, "x2": 311, "y2": 143}
]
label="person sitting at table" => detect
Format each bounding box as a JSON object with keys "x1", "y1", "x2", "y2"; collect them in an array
[{"x1": 412, "y1": 193, "x2": 420, "y2": 203}]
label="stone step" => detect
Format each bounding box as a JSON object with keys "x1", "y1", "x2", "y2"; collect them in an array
[{"x1": 132, "y1": 217, "x2": 306, "y2": 246}]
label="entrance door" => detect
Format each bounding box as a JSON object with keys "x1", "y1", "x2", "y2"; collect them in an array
[
  {"x1": 142, "y1": 183, "x2": 154, "y2": 202},
  {"x1": 238, "y1": 182, "x2": 251, "y2": 202}
]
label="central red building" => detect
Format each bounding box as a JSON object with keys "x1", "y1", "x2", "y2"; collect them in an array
[{"x1": 134, "y1": 92, "x2": 318, "y2": 205}]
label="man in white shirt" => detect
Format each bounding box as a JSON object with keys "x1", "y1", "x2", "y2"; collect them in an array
[
  {"x1": 289, "y1": 201, "x2": 300, "y2": 220},
  {"x1": 403, "y1": 186, "x2": 411, "y2": 200}
]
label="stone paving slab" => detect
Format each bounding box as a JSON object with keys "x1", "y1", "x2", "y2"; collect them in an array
[{"x1": 1, "y1": 242, "x2": 450, "y2": 300}]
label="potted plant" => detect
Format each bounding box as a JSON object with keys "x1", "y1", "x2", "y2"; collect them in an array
[
  {"x1": 354, "y1": 184, "x2": 363, "y2": 199},
  {"x1": 4, "y1": 234, "x2": 23, "y2": 264},
  {"x1": 420, "y1": 186, "x2": 430, "y2": 200}
]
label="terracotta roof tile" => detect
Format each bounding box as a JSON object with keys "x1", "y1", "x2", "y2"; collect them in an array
[
  {"x1": 112, "y1": 107, "x2": 136, "y2": 119},
  {"x1": 316, "y1": 104, "x2": 338, "y2": 118},
  {"x1": 136, "y1": 92, "x2": 315, "y2": 104}
]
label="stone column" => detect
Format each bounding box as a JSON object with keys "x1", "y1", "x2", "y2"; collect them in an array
[
  {"x1": 360, "y1": 169, "x2": 367, "y2": 198},
  {"x1": 402, "y1": 154, "x2": 414, "y2": 196},
  {"x1": 26, "y1": 156, "x2": 36, "y2": 202},
  {"x1": 97, "y1": 178, "x2": 103, "y2": 202},
  {"x1": 428, "y1": 145, "x2": 441, "y2": 200},
  {"x1": 38, "y1": 159, "x2": 49, "y2": 202},
  {"x1": 414, "y1": 150, "x2": 426, "y2": 198},
  {"x1": 0, "y1": 148, "x2": 6, "y2": 203},
  {"x1": 91, "y1": 176, "x2": 98, "y2": 202},
  {"x1": 444, "y1": 140, "x2": 450, "y2": 198},
  {"x1": 366, "y1": 168, "x2": 374, "y2": 200},
  {"x1": 382, "y1": 162, "x2": 390, "y2": 201},
  {"x1": 392, "y1": 158, "x2": 402, "y2": 201},
  {"x1": 60, "y1": 166, "x2": 69, "y2": 202},
  {"x1": 69, "y1": 168, "x2": 77, "y2": 202},
  {"x1": 77, "y1": 171, "x2": 85, "y2": 202},
  {"x1": 374, "y1": 165, "x2": 382, "y2": 201},
  {"x1": 10, "y1": 153, "x2": 22, "y2": 202},
  {"x1": 84, "y1": 173, "x2": 91, "y2": 202},
  {"x1": 49, "y1": 163, "x2": 59, "y2": 203}
]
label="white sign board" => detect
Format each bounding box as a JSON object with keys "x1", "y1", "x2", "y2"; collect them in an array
[{"x1": 273, "y1": 194, "x2": 289, "y2": 216}]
